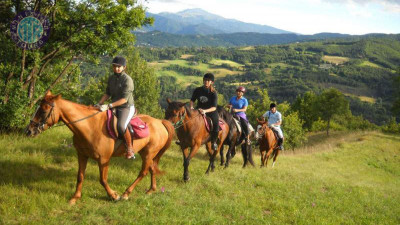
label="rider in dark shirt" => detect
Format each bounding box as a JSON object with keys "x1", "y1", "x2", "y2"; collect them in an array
[{"x1": 190, "y1": 73, "x2": 219, "y2": 151}]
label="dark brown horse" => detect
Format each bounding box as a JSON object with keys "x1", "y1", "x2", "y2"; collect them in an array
[
  {"x1": 165, "y1": 99, "x2": 229, "y2": 181},
  {"x1": 26, "y1": 92, "x2": 174, "y2": 204},
  {"x1": 217, "y1": 106, "x2": 255, "y2": 168},
  {"x1": 256, "y1": 119, "x2": 281, "y2": 168}
]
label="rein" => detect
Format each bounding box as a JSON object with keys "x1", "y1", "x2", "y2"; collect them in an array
[{"x1": 52, "y1": 111, "x2": 101, "y2": 128}]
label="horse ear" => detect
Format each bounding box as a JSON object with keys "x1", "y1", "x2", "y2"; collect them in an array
[
  {"x1": 166, "y1": 98, "x2": 172, "y2": 104},
  {"x1": 45, "y1": 90, "x2": 52, "y2": 96},
  {"x1": 54, "y1": 94, "x2": 62, "y2": 100}
]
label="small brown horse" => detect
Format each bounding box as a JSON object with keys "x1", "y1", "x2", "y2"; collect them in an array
[
  {"x1": 256, "y1": 119, "x2": 281, "y2": 168},
  {"x1": 165, "y1": 99, "x2": 229, "y2": 181},
  {"x1": 26, "y1": 92, "x2": 174, "y2": 204}
]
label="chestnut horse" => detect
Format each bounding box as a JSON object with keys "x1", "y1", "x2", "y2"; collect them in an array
[
  {"x1": 217, "y1": 106, "x2": 255, "y2": 168},
  {"x1": 165, "y1": 100, "x2": 229, "y2": 181},
  {"x1": 26, "y1": 92, "x2": 174, "y2": 204},
  {"x1": 256, "y1": 119, "x2": 281, "y2": 168}
]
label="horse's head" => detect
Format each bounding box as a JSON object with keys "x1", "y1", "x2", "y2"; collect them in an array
[
  {"x1": 164, "y1": 98, "x2": 187, "y2": 124},
  {"x1": 26, "y1": 91, "x2": 62, "y2": 137},
  {"x1": 255, "y1": 117, "x2": 269, "y2": 140}
]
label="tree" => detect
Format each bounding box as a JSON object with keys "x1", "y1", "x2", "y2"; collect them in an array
[
  {"x1": 291, "y1": 91, "x2": 319, "y2": 130},
  {"x1": 124, "y1": 48, "x2": 163, "y2": 118},
  {"x1": 282, "y1": 112, "x2": 307, "y2": 150},
  {"x1": 317, "y1": 88, "x2": 350, "y2": 135},
  {"x1": 246, "y1": 89, "x2": 271, "y2": 127},
  {"x1": 0, "y1": 0, "x2": 151, "y2": 130},
  {"x1": 392, "y1": 71, "x2": 400, "y2": 121}
]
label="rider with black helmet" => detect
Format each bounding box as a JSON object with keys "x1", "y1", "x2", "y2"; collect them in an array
[
  {"x1": 190, "y1": 73, "x2": 219, "y2": 151},
  {"x1": 97, "y1": 56, "x2": 136, "y2": 159}
]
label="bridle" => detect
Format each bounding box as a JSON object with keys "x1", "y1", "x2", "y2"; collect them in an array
[
  {"x1": 169, "y1": 107, "x2": 201, "y2": 129},
  {"x1": 29, "y1": 101, "x2": 56, "y2": 133},
  {"x1": 29, "y1": 100, "x2": 101, "y2": 133}
]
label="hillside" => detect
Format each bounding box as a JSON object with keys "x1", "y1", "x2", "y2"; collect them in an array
[
  {"x1": 0, "y1": 128, "x2": 399, "y2": 224},
  {"x1": 137, "y1": 35, "x2": 400, "y2": 125}
]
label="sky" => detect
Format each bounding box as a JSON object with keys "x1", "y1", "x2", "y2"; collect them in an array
[{"x1": 140, "y1": 0, "x2": 400, "y2": 35}]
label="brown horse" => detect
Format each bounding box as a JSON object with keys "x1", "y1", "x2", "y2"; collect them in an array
[
  {"x1": 256, "y1": 119, "x2": 281, "y2": 168},
  {"x1": 165, "y1": 99, "x2": 229, "y2": 181},
  {"x1": 26, "y1": 92, "x2": 174, "y2": 204}
]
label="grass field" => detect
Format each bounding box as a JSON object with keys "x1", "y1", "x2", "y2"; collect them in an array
[
  {"x1": 322, "y1": 56, "x2": 350, "y2": 65},
  {"x1": 150, "y1": 58, "x2": 243, "y2": 82},
  {"x1": 1, "y1": 128, "x2": 399, "y2": 224},
  {"x1": 359, "y1": 61, "x2": 383, "y2": 68},
  {"x1": 344, "y1": 93, "x2": 376, "y2": 103}
]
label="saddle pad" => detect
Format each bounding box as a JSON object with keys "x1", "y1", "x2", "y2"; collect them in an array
[
  {"x1": 107, "y1": 110, "x2": 118, "y2": 139},
  {"x1": 232, "y1": 117, "x2": 242, "y2": 133},
  {"x1": 106, "y1": 110, "x2": 149, "y2": 140},
  {"x1": 202, "y1": 114, "x2": 225, "y2": 132},
  {"x1": 129, "y1": 117, "x2": 149, "y2": 139}
]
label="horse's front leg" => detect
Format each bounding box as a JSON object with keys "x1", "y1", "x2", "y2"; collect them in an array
[
  {"x1": 272, "y1": 149, "x2": 281, "y2": 168},
  {"x1": 219, "y1": 145, "x2": 225, "y2": 166},
  {"x1": 122, "y1": 155, "x2": 151, "y2": 200},
  {"x1": 69, "y1": 152, "x2": 88, "y2": 205},
  {"x1": 260, "y1": 150, "x2": 266, "y2": 167},
  {"x1": 98, "y1": 158, "x2": 120, "y2": 201},
  {"x1": 264, "y1": 148, "x2": 274, "y2": 168},
  {"x1": 224, "y1": 143, "x2": 235, "y2": 168},
  {"x1": 181, "y1": 147, "x2": 191, "y2": 182}
]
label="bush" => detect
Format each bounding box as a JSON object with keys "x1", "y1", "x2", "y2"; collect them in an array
[
  {"x1": 282, "y1": 112, "x2": 307, "y2": 150},
  {"x1": 382, "y1": 118, "x2": 400, "y2": 133}
]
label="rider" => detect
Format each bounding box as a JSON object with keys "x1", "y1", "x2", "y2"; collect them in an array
[
  {"x1": 190, "y1": 73, "x2": 219, "y2": 151},
  {"x1": 262, "y1": 103, "x2": 284, "y2": 150},
  {"x1": 227, "y1": 86, "x2": 251, "y2": 145},
  {"x1": 97, "y1": 56, "x2": 136, "y2": 159}
]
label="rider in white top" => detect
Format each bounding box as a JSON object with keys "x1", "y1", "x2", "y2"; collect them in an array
[{"x1": 262, "y1": 103, "x2": 284, "y2": 150}]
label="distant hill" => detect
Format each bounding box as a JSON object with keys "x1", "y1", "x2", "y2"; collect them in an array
[
  {"x1": 141, "y1": 8, "x2": 292, "y2": 35},
  {"x1": 134, "y1": 31, "x2": 363, "y2": 47}
]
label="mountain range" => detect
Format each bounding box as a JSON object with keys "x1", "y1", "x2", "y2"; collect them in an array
[{"x1": 141, "y1": 8, "x2": 292, "y2": 35}]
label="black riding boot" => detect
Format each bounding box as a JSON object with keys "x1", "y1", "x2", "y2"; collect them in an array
[
  {"x1": 278, "y1": 138, "x2": 284, "y2": 150},
  {"x1": 211, "y1": 131, "x2": 219, "y2": 152}
]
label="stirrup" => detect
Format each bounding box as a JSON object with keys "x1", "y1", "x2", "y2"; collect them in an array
[{"x1": 125, "y1": 149, "x2": 135, "y2": 159}]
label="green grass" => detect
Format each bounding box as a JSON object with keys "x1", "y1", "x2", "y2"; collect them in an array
[
  {"x1": 1, "y1": 129, "x2": 399, "y2": 224},
  {"x1": 359, "y1": 61, "x2": 383, "y2": 68}
]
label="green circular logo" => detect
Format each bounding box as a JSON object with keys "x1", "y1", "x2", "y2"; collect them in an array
[{"x1": 10, "y1": 10, "x2": 50, "y2": 49}]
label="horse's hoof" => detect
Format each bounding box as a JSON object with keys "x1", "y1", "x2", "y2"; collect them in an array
[
  {"x1": 113, "y1": 195, "x2": 121, "y2": 201},
  {"x1": 184, "y1": 177, "x2": 190, "y2": 182},
  {"x1": 121, "y1": 194, "x2": 129, "y2": 200},
  {"x1": 69, "y1": 198, "x2": 78, "y2": 205},
  {"x1": 146, "y1": 189, "x2": 155, "y2": 195}
]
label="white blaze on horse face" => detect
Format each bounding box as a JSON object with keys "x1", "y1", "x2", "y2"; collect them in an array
[{"x1": 255, "y1": 125, "x2": 262, "y2": 139}]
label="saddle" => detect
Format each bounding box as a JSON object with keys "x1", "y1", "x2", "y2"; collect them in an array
[
  {"x1": 106, "y1": 109, "x2": 149, "y2": 140},
  {"x1": 201, "y1": 114, "x2": 225, "y2": 133}
]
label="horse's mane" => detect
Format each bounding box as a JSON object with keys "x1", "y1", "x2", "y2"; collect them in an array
[
  {"x1": 217, "y1": 105, "x2": 233, "y2": 124},
  {"x1": 49, "y1": 95, "x2": 100, "y2": 113}
]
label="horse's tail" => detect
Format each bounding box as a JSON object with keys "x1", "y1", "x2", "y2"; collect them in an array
[{"x1": 152, "y1": 119, "x2": 175, "y2": 175}]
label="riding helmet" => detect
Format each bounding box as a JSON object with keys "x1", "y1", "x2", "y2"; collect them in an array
[
  {"x1": 203, "y1": 73, "x2": 215, "y2": 82},
  {"x1": 112, "y1": 56, "x2": 126, "y2": 67},
  {"x1": 236, "y1": 86, "x2": 246, "y2": 93}
]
